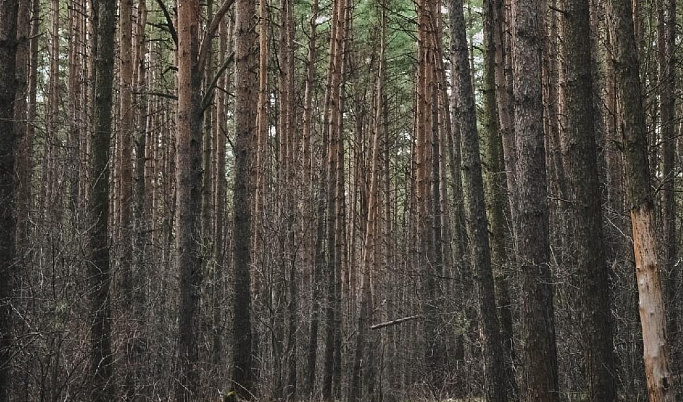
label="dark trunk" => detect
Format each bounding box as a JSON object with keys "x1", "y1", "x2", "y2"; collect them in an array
[
  {"x1": 230, "y1": 0, "x2": 258, "y2": 399},
  {"x1": 608, "y1": 0, "x2": 675, "y2": 399},
  {"x1": 89, "y1": 0, "x2": 116, "y2": 396},
  {"x1": 0, "y1": 0, "x2": 19, "y2": 396},
  {"x1": 451, "y1": 0, "x2": 508, "y2": 400},
  {"x1": 175, "y1": 0, "x2": 203, "y2": 396},
  {"x1": 657, "y1": 0, "x2": 677, "y2": 373},
  {"x1": 561, "y1": 0, "x2": 617, "y2": 400},
  {"x1": 482, "y1": 0, "x2": 517, "y2": 396},
  {"x1": 511, "y1": 0, "x2": 560, "y2": 399}
]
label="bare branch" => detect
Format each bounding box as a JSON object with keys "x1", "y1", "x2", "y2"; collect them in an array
[
  {"x1": 201, "y1": 51, "x2": 235, "y2": 114},
  {"x1": 370, "y1": 315, "x2": 422, "y2": 330},
  {"x1": 154, "y1": 0, "x2": 177, "y2": 46},
  {"x1": 133, "y1": 90, "x2": 178, "y2": 100},
  {"x1": 198, "y1": 0, "x2": 235, "y2": 73}
]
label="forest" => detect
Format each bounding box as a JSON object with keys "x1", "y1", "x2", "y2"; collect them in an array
[{"x1": 0, "y1": 0, "x2": 680, "y2": 400}]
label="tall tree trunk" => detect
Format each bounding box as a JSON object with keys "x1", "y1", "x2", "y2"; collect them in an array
[
  {"x1": 332, "y1": 4, "x2": 350, "y2": 397},
  {"x1": 451, "y1": 0, "x2": 508, "y2": 400},
  {"x1": 119, "y1": 0, "x2": 134, "y2": 301},
  {"x1": 445, "y1": 29, "x2": 469, "y2": 392},
  {"x1": 278, "y1": 0, "x2": 297, "y2": 399},
  {"x1": 0, "y1": 0, "x2": 19, "y2": 396},
  {"x1": 322, "y1": 0, "x2": 345, "y2": 399},
  {"x1": 212, "y1": 15, "x2": 231, "y2": 385},
  {"x1": 14, "y1": 0, "x2": 31, "y2": 252},
  {"x1": 482, "y1": 0, "x2": 516, "y2": 396},
  {"x1": 89, "y1": 0, "x2": 117, "y2": 396},
  {"x1": 561, "y1": 0, "x2": 617, "y2": 400},
  {"x1": 254, "y1": 0, "x2": 267, "y2": 267},
  {"x1": 231, "y1": 0, "x2": 257, "y2": 399},
  {"x1": 131, "y1": 0, "x2": 150, "y2": 396},
  {"x1": 43, "y1": 0, "x2": 59, "y2": 217},
  {"x1": 657, "y1": 0, "x2": 677, "y2": 370},
  {"x1": 201, "y1": 0, "x2": 214, "y2": 248},
  {"x1": 608, "y1": 0, "x2": 675, "y2": 399},
  {"x1": 416, "y1": 0, "x2": 441, "y2": 391},
  {"x1": 510, "y1": 0, "x2": 560, "y2": 400},
  {"x1": 303, "y1": 0, "x2": 320, "y2": 397},
  {"x1": 350, "y1": 6, "x2": 385, "y2": 399},
  {"x1": 175, "y1": 0, "x2": 203, "y2": 396},
  {"x1": 67, "y1": 0, "x2": 84, "y2": 216},
  {"x1": 493, "y1": 0, "x2": 517, "y2": 243},
  {"x1": 252, "y1": 0, "x2": 267, "y2": 387},
  {"x1": 118, "y1": 0, "x2": 137, "y2": 395}
]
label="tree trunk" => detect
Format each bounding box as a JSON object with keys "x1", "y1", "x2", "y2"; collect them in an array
[
  {"x1": 416, "y1": 0, "x2": 442, "y2": 391},
  {"x1": 253, "y1": 0, "x2": 267, "y2": 269},
  {"x1": 252, "y1": 0, "x2": 267, "y2": 387},
  {"x1": 657, "y1": 0, "x2": 677, "y2": 371},
  {"x1": 212, "y1": 14, "x2": 231, "y2": 385},
  {"x1": 482, "y1": 0, "x2": 516, "y2": 396},
  {"x1": 89, "y1": 0, "x2": 117, "y2": 396},
  {"x1": 42, "y1": 0, "x2": 60, "y2": 217},
  {"x1": 175, "y1": 0, "x2": 203, "y2": 396},
  {"x1": 231, "y1": 0, "x2": 257, "y2": 399},
  {"x1": 608, "y1": 0, "x2": 675, "y2": 399},
  {"x1": 332, "y1": 4, "x2": 350, "y2": 397},
  {"x1": 451, "y1": 0, "x2": 508, "y2": 400},
  {"x1": 201, "y1": 0, "x2": 214, "y2": 249},
  {"x1": 118, "y1": 0, "x2": 137, "y2": 395},
  {"x1": 350, "y1": 7, "x2": 385, "y2": 399},
  {"x1": 131, "y1": 0, "x2": 150, "y2": 396},
  {"x1": 510, "y1": 0, "x2": 560, "y2": 400},
  {"x1": 492, "y1": 0, "x2": 516, "y2": 236},
  {"x1": 303, "y1": 0, "x2": 320, "y2": 397},
  {"x1": 14, "y1": 0, "x2": 32, "y2": 251},
  {"x1": 0, "y1": 0, "x2": 19, "y2": 396},
  {"x1": 561, "y1": 0, "x2": 617, "y2": 400},
  {"x1": 119, "y1": 0, "x2": 134, "y2": 301},
  {"x1": 322, "y1": 1, "x2": 345, "y2": 399},
  {"x1": 278, "y1": 0, "x2": 297, "y2": 399}
]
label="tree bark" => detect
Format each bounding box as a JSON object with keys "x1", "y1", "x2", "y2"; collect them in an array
[
  {"x1": 561, "y1": 0, "x2": 617, "y2": 400},
  {"x1": 303, "y1": 1, "x2": 320, "y2": 397},
  {"x1": 175, "y1": 0, "x2": 203, "y2": 397},
  {"x1": 89, "y1": 0, "x2": 117, "y2": 396},
  {"x1": 212, "y1": 14, "x2": 231, "y2": 386},
  {"x1": 14, "y1": 0, "x2": 31, "y2": 250},
  {"x1": 131, "y1": 0, "x2": 150, "y2": 396},
  {"x1": 350, "y1": 7, "x2": 385, "y2": 399},
  {"x1": 322, "y1": 1, "x2": 346, "y2": 399},
  {"x1": 657, "y1": 0, "x2": 677, "y2": 370},
  {"x1": 510, "y1": 0, "x2": 560, "y2": 400},
  {"x1": 278, "y1": 1, "x2": 297, "y2": 399},
  {"x1": 42, "y1": 0, "x2": 60, "y2": 217},
  {"x1": 119, "y1": 0, "x2": 134, "y2": 301},
  {"x1": 0, "y1": 0, "x2": 19, "y2": 396},
  {"x1": 492, "y1": 0, "x2": 516, "y2": 236},
  {"x1": 201, "y1": 0, "x2": 214, "y2": 249},
  {"x1": 482, "y1": 0, "x2": 516, "y2": 396},
  {"x1": 608, "y1": 0, "x2": 675, "y2": 399},
  {"x1": 452, "y1": 0, "x2": 509, "y2": 400},
  {"x1": 211, "y1": 14, "x2": 232, "y2": 381},
  {"x1": 230, "y1": 0, "x2": 258, "y2": 399}
]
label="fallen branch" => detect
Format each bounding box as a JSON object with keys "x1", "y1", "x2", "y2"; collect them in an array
[{"x1": 371, "y1": 315, "x2": 422, "y2": 330}]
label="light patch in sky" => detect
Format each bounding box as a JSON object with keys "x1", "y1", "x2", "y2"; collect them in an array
[
  {"x1": 316, "y1": 15, "x2": 331, "y2": 25},
  {"x1": 472, "y1": 31, "x2": 484, "y2": 46}
]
